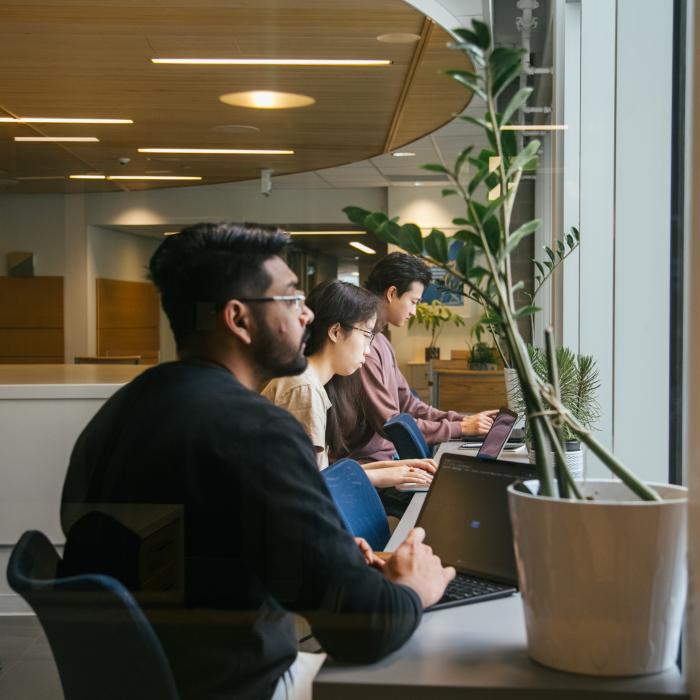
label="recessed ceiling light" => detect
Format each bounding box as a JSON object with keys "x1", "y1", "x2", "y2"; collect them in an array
[
  {"x1": 377, "y1": 33, "x2": 421, "y2": 44},
  {"x1": 0, "y1": 117, "x2": 132, "y2": 124},
  {"x1": 107, "y1": 175, "x2": 202, "y2": 181},
  {"x1": 163, "y1": 231, "x2": 179, "y2": 236},
  {"x1": 289, "y1": 230, "x2": 365, "y2": 236},
  {"x1": 414, "y1": 182, "x2": 422, "y2": 186},
  {"x1": 349, "y1": 241, "x2": 376, "y2": 255},
  {"x1": 152, "y1": 58, "x2": 390, "y2": 66},
  {"x1": 15, "y1": 136, "x2": 99, "y2": 142},
  {"x1": 502, "y1": 124, "x2": 568, "y2": 131},
  {"x1": 69, "y1": 174, "x2": 106, "y2": 179},
  {"x1": 219, "y1": 91, "x2": 315, "y2": 110},
  {"x1": 138, "y1": 148, "x2": 294, "y2": 155},
  {"x1": 392, "y1": 151, "x2": 416, "y2": 157}
]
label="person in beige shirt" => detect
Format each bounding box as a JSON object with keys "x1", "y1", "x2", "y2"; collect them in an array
[
  {"x1": 263, "y1": 280, "x2": 436, "y2": 488},
  {"x1": 262, "y1": 364, "x2": 332, "y2": 469}
]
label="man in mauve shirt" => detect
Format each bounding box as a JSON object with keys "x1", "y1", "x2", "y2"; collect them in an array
[{"x1": 353, "y1": 252, "x2": 498, "y2": 469}]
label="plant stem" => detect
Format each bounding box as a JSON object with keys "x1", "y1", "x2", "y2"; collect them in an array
[{"x1": 544, "y1": 327, "x2": 570, "y2": 498}]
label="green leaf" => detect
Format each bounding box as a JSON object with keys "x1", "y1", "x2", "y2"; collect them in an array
[
  {"x1": 452, "y1": 28, "x2": 481, "y2": 47},
  {"x1": 504, "y1": 219, "x2": 541, "y2": 256},
  {"x1": 454, "y1": 145, "x2": 474, "y2": 177},
  {"x1": 469, "y1": 265, "x2": 491, "y2": 280},
  {"x1": 459, "y1": 114, "x2": 492, "y2": 131},
  {"x1": 452, "y1": 217, "x2": 470, "y2": 226},
  {"x1": 556, "y1": 240, "x2": 566, "y2": 256},
  {"x1": 514, "y1": 304, "x2": 540, "y2": 319},
  {"x1": 376, "y1": 219, "x2": 401, "y2": 245},
  {"x1": 566, "y1": 233, "x2": 574, "y2": 248},
  {"x1": 364, "y1": 211, "x2": 389, "y2": 233},
  {"x1": 342, "y1": 206, "x2": 370, "y2": 226},
  {"x1": 456, "y1": 242, "x2": 475, "y2": 277},
  {"x1": 421, "y1": 163, "x2": 450, "y2": 174},
  {"x1": 500, "y1": 87, "x2": 533, "y2": 126},
  {"x1": 441, "y1": 188, "x2": 457, "y2": 198},
  {"x1": 511, "y1": 280, "x2": 525, "y2": 293},
  {"x1": 468, "y1": 164, "x2": 488, "y2": 195},
  {"x1": 545, "y1": 246, "x2": 556, "y2": 263},
  {"x1": 453, "y1": 229, "x2": 482, "y2": 248},
  {"x1": 544, "y1": 260, "x2": 554, "y2": 271},
  {"x1": 501, "y1": 128, "x2": 517, "y2": 159},
  {"x1": 446, "y1": 70, "x2": 487, "y2": 99},
  {"x1": 424, "y1": 228, "x2": 449, "y2": 263},
  {"x1": 471, "y1": 20, "x2": 491, "y2": 50},
  {"x1": 534, "y1": 261, "x2": 546, "y2": 277},
  {"x1": 398, "y1": 223, "x2": 423, "y2": 255},
  {"x1": 572, "y1": 226, "x2": 580, "y2": 241},
  {"x1": 507, "y1": 139, "x2": 541, "y2": 177}
]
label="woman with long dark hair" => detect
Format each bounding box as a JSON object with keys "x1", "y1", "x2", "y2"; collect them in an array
[{"x1": 262, "y1": 280, "x2": 436, "y2": 488}]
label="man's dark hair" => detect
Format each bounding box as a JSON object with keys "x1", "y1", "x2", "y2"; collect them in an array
[
  {"x1": 149, "y1": 222, "x2": 291, "y2": 348},
  {"x1": 365, "y1": 252, "x2": 431, "y2": 297}
]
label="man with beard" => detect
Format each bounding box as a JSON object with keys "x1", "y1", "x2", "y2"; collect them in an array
[{"x1": 60, "y1": 223, "x2": 453, "y2": 700}]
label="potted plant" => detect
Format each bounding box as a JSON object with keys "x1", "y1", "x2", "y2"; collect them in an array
[
  {"x1": 468, "y1": 340, "x2": 497, "y2": 370},
  {"x1": 408, "y1": 299, "x2": 466, "y2": 361},
  {"x1": 509, "y1": 345, "x2": 600, "y2": 479},
  {"x1": 344, "y1": 20, "x2": 686, "y2": 677}
]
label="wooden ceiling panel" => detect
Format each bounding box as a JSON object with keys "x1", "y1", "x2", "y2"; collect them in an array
[{"x1": 0, "y1": 0, "x2": 472, "y2": 193}]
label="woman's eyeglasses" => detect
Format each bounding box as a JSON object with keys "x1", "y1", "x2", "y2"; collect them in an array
[{"x1": 352, "y1": 326, "x2": 376, "y2": 344}]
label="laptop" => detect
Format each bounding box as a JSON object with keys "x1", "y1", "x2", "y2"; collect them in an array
[{"x1": 418, "y1": 451, "x2": 536, "y2": 611}]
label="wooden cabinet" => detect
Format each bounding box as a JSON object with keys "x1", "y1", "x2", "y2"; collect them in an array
[
  {"x1": 433, "y1": 368, "x2": 508, "y2": 414},
  {"x1": 405, "y1": 360, "x2": 507, "y2": 413}
]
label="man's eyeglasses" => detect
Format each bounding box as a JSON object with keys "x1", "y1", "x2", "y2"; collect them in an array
[
  {"x1": 238, "y1": 294, "x2": 306, "y2": 311},
  {"x1": 352, "y1": 326, "x2": 376, "y2": 344}
]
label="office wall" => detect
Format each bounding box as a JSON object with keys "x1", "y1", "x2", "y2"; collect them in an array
[{"x1": 0, "y1": 193, "x2": 66, "y2": 275}]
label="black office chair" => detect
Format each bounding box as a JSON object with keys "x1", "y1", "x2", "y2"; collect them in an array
[
  {"x1": 322, "y1": 458, "x2": 391, "y2": 551},
  {"x1": 7, "y1": 529, "x2": 180, "y2": 700},
  {"x1": 383, "y1": 413, "x2": 431, "y2": 459}
]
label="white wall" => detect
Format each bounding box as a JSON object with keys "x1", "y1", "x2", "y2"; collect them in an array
[{"x1": 0, "y1": 193, "x2": 66, "y2": 275}]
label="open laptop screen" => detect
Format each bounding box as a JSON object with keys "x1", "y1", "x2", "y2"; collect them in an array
[{"x1": 417, "y1": 453, "x2": 536, "y2": 584}]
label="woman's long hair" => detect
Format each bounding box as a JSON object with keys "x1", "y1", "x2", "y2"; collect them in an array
[{"x1": 305, "y1": 280, "x2": 385, "y2": 459}]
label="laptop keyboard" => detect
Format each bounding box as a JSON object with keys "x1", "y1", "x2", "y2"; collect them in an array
[{"x1": 429, "y1": 572, "x2": 515, "y2": 611}]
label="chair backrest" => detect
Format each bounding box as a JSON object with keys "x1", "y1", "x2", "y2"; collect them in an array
[
  {"x1": 7, "y1": 530, "x2": 180, "y2": 700},
  {"x1": 383, "y1": 413, "x2": 431, "y2": 459},
  {"x1": 322, "y1": 459, "x2": 391, "y2": 551}
]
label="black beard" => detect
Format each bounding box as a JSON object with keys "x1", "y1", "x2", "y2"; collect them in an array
[{"x1": 251, "y1": 316, "x2": 309, "y2": 379}]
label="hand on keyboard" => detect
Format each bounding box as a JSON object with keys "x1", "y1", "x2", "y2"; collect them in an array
[{"x1": 383, "y1": 527, "x2": 456, "y2": 608}]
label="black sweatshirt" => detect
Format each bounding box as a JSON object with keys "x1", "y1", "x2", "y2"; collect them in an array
[{"x1": 61, "y1": 361, "x2": 421, "y2": 700}]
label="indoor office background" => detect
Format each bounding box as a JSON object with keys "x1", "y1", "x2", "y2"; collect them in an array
[{"x1": 0, "y1": 0, "x2": 698, "y2": 696}]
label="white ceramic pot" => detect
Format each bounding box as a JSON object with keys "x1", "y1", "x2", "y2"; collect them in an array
[{"x1": 507, "y1": 479, "x2": 687, "y2": 676}]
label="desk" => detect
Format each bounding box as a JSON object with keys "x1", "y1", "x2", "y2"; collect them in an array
[{"x1": 315, "y1": 441, "x2": 688, "y2": 699}]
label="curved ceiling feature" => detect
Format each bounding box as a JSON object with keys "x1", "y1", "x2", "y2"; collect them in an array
[{"x1": 0, "y1": 0, "x2": 473, "y2": 193}]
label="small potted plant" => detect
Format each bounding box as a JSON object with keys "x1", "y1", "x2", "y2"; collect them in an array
[
  {"x1": 408, "y1": 299, "x2": 465, "y2": 361},
  {"x1": 509, "y1": 345, "x2": 600, "y2": 479},
  {"x1": 468, "y1": 341, "x2": 497, "y2": 369}
]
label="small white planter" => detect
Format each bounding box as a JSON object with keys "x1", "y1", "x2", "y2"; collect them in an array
[
  {"x1": 507, "y1": 480, "x2": 687, "y2": 676},
  {"x1": 528, "y1": 443, "x2": 584, "y2": 480}
]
